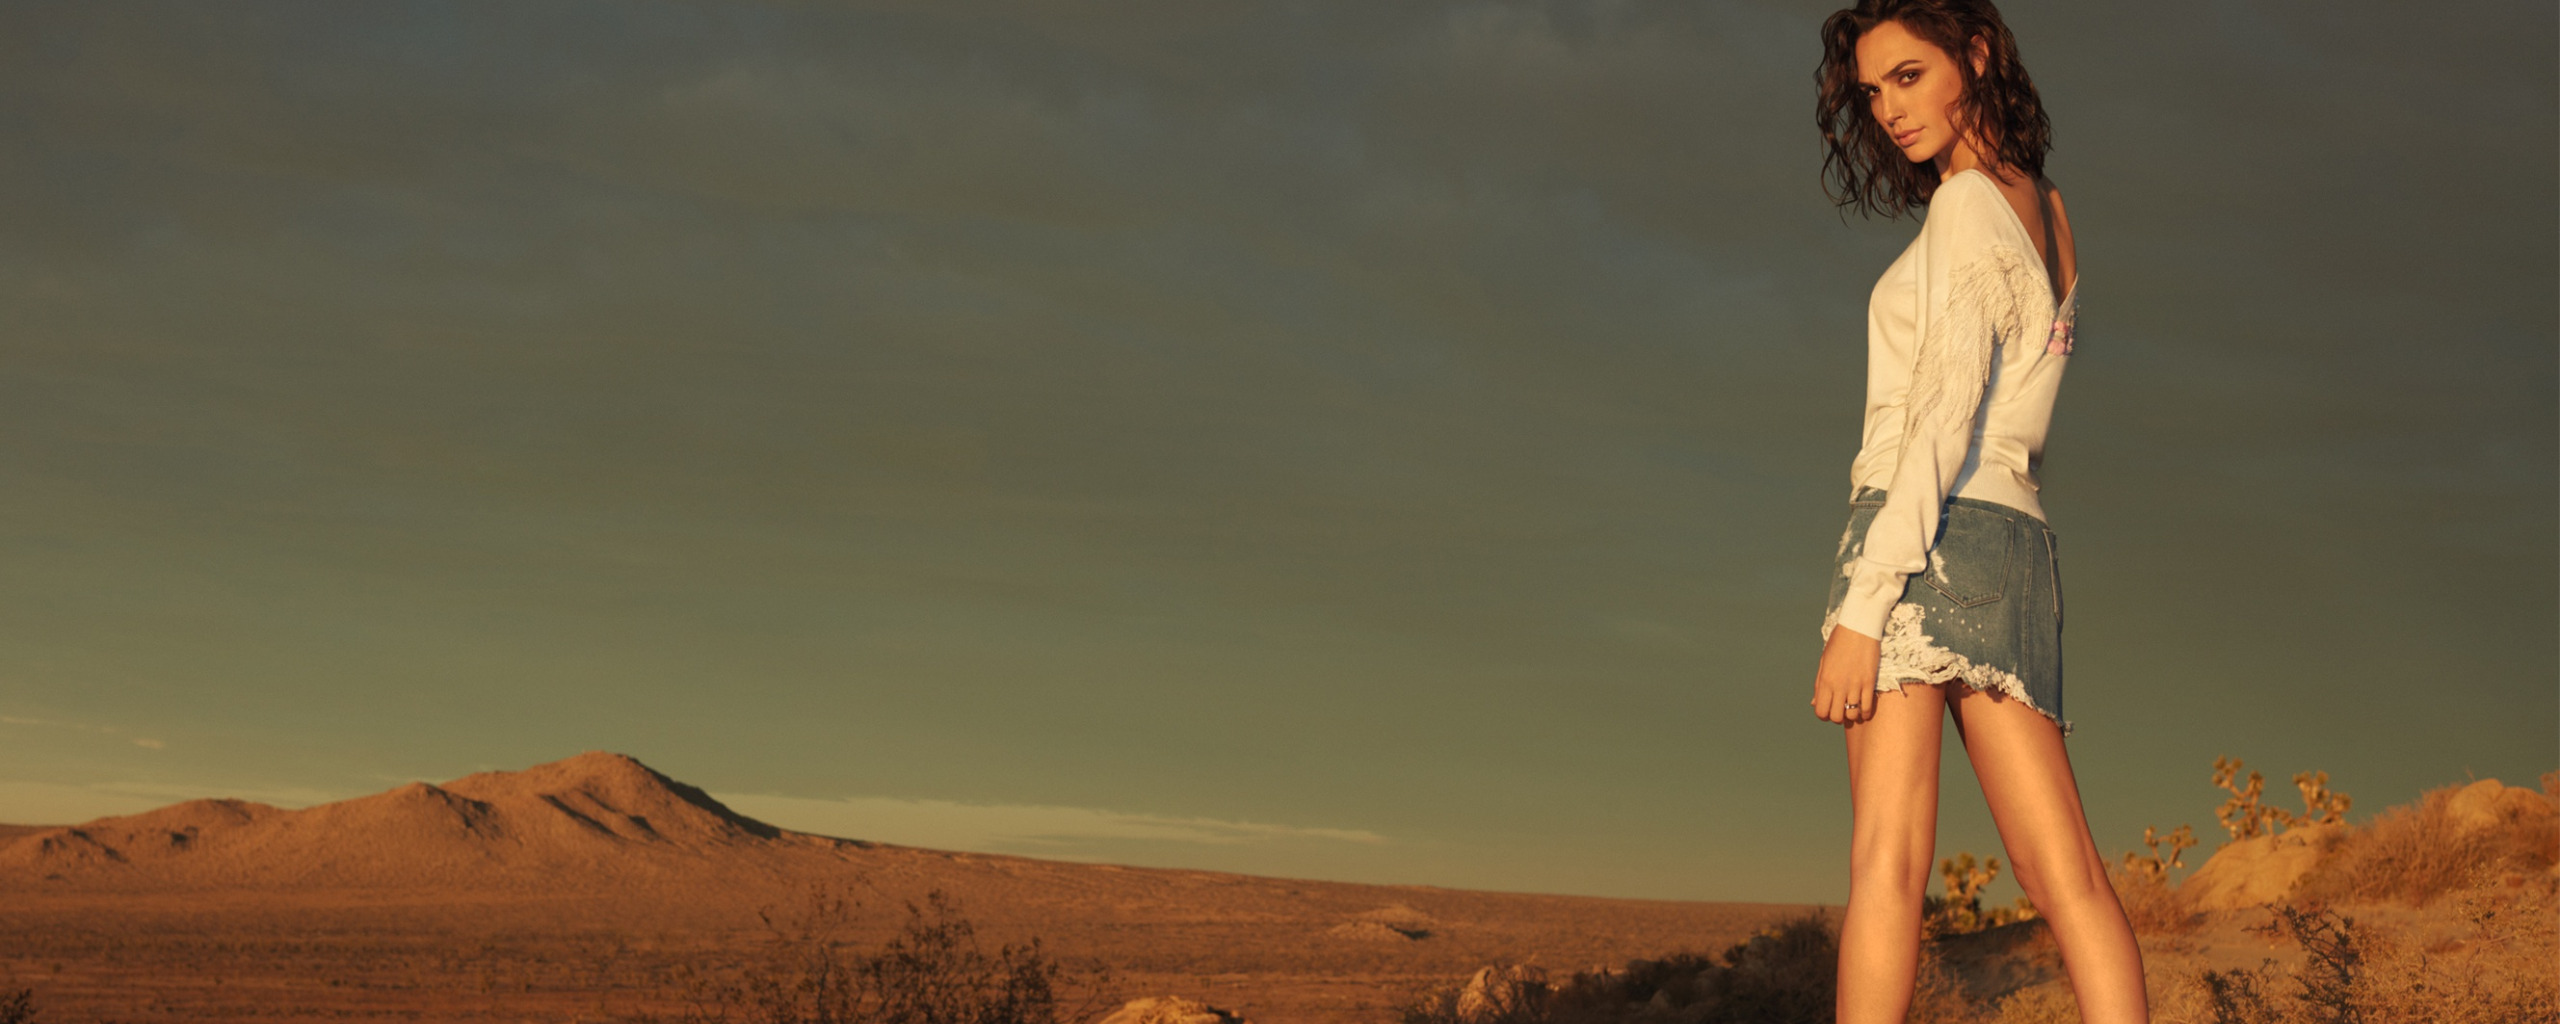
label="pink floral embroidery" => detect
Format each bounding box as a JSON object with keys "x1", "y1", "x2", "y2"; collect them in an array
[{"x1": 2045, "y1": 282, "x2": 2080, "y2": 356}]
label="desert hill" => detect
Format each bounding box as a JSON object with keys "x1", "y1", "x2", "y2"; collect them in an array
[
  {"x1": 0, "y1": 752, "x2": 1812, "y2": 1023},
  {"x1": 0, "y1": 752, "x2": 834, "y2": 892}
]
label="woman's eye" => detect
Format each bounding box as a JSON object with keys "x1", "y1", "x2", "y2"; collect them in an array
[{"x1": 1899, "y1": 70, "x2": 1919, "y2": 84}]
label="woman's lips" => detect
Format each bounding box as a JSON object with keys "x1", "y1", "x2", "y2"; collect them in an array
[{"x1": 1893, "y1": 127, "x2": 1921, "y2": 147}]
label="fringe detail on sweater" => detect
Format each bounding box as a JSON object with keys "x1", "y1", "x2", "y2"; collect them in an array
[{"x1": 1901, "y1": 243, "x2": 2044, "y2": 445}]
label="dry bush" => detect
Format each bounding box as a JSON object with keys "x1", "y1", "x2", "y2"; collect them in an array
[
  {"x1": 2214, "y1": 758, "x2": 2351, "y2": 841},
  {"x1": 2186, "y1": 904, "x2": 2364, "y2": 1024},
  {"x1": 2108, "y1": 860, "x2": 2198, "y2": 937},
  {"x1": 2291, "y1": 783, "x2": 2558, "y2": 907},
  {"x1": 1904, "y1": 943, "x2": 1980, "y2": 1024},
  {"x1": 2175, "y1": 881, "x2": 2558, "y2": 1024},
  {"x1": 1981, "y1": 981, "x2": 2079, "y2": 1024},
  {"x1": 0, "y1": 989, "x2": 30, "y2": 1024},
  {"x1": 2112, "y1": 824, "x2": 2200, "y2": 935},
  {"x1": 654, "y1": 887, "x2": 1110, "y2": 1024},
  {"x1": 1400, "y1": 912, "x2": 1838, "y2": 1024},
  {"x1": 1696, "y1": 912, "x2": 1839, "y2": 1024},
  {"x1": 1398, "y1": 911, "x2": 2071, "y2": 1024},
  {"x1": 1925, "y1": 852, "x2": 2039, "y2": 938},
  {"x1": 2351, "y1": 881, "x2": 2560, "y2": 1024}
]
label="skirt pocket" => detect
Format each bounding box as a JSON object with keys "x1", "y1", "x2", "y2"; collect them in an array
[{"x1": 1919, "y1": 504, "x2": 2014, "y2": 608}]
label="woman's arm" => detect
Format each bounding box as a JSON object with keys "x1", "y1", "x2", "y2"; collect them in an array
[{"x1": 1831, "y1": 175, "x2": 2043, "y2": 642}]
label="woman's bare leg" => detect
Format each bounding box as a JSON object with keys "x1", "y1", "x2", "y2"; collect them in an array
[
  {"x1": 1947, "y1": 686, "x2": 2149, "y2": 1024},
  {"x1": 1838, "y1": 680, "x2": 1949, "y2": 1024}
]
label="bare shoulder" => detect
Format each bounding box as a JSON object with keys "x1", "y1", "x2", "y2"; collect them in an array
[
  {"x1": 2037, "y1": 177, "x2": 2073, "y2": 239},
  {"x1": 2036, "y1": 176, "x2": 2077, "y2": 293}
]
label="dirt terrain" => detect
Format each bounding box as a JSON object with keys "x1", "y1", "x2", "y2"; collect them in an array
[{"x1": 0, "y1": 752, "x2": 1813, "y2": 1023}]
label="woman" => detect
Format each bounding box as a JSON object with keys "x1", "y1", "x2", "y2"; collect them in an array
[{"x1": 1807, "y1": 2, "x2": 2147, "y2": 1022}]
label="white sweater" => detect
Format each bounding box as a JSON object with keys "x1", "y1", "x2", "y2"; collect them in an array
[{"x1": 1834, "y1": 168, "x2": 2078, "y2": 641}]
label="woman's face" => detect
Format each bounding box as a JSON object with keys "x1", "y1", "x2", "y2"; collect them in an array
[{"x1": 1853, "y1": 20, "x2": 1974, "y2": 167}]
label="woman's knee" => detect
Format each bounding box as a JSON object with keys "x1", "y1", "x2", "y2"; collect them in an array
[
  {"x1": 2012, "y1": 847, "x2": 2110, "y2": 910},
  {"x1": 1848, "y1": 845, "x2": 1934, "y2": 902}
]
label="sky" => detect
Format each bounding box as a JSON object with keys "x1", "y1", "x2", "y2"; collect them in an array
[{"x1": 0, "y1": 0, "x2": 2551, "y2": 908}]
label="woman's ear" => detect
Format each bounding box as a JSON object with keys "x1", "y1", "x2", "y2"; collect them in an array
[{"x1": 1969, "y1": 34, "x2": 1989, "y2": 76}]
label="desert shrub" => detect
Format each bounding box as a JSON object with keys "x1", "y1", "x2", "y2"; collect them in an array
[
  {"x1": 1903, "y1": 943, "x2": 1981, "y2": 1024},
  {"x1": 2290, "y1": 783, "x2": 2555, "y2": 907},
  {"x1": 2193, "y1": 904, "x2": 2363, "y2": 1024},
  {"x1": 1693, "y1": 912, "x2": 1838, "y2": 1024},
  {"x1": 1400, "y1": 911, "x2": 1838, "y2": 1024},
  {"x1": 2107, "y1": 860, "x2": 2196, "y2": 937},
  {"x1": 1980, "y1": 981, "x2": 2078, "y2": 1024},
  {"x1": 2110, "y1": 824, "x2": 2199, "y2": 935},
  {"x1": 1925, "y1": 852, "x2": 2038, "y2": 938},
  {"x1": 2346, "y1": 881, "x2": 2560, "y2": 1024},
  {"x1": 0, "y1": 988, "x2": 30, "y2": 1024},
  {"x1": 2214, "y1": 758, "x2": 2351, "y2": 841},
  {"x1": 660, "y1": 887, "x2": 1107, "y2": 1024},
  {"x1": 2180, "y1": 881, "x2": 2558, "y2": 1024},
  {"x1": 2197, "y1": 962, "x2": 2279, "y2": 1024}
]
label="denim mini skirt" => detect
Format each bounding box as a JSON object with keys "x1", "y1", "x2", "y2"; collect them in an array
[{"x1": 1821, "y1": 485, "x2": 2070, "y2": 734}]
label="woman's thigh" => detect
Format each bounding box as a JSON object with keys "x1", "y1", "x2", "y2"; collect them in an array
[
  {"x1": 1844, "y1": 681, "x2": 1950, "y2": 883},
  {"x1": 1946, "y1": 686, "x2": 2106, "y2": 898}
]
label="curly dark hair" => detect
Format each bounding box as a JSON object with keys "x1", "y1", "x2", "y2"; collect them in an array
[{"x1": 1815, "y1": 0, "x2": 2051, "y2": 219}]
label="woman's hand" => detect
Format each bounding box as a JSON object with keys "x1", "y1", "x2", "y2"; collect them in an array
[{"x1": 1813, "y1": 625, "x2": 1882, "y2": 725}]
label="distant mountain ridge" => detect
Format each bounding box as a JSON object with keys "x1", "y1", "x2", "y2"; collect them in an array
[{"x1": 0, "y1": 751, "x2": 849, "y2": 890}]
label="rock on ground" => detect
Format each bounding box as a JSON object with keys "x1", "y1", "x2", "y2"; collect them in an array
[
  {"x1": 2445, "y1": 778, "x2": 2557, "y2": 835},
  {"x1": 1096, "y1": 996, "x2": 1249, "y2": 1024},
  {"x1": 1453, "y1": 964, "x2": 1550, "y2": 1023},
  {"x1": 2182, "y1": 822, "x2": 2342, "y2": 912}
]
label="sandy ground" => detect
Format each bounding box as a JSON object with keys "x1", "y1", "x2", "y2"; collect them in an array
[{"x1": 0, "y1": 754, "x2": 1817, "y2": 1023}]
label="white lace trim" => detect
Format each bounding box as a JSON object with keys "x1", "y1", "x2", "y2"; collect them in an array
[{"x1": 1822, "y1": 603, "x2": 2073, "y2": 736}]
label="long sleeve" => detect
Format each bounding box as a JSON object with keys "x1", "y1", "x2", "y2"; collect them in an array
[{"x1": 1834, "y1": 178, "x2": 2045, "y2": 640}]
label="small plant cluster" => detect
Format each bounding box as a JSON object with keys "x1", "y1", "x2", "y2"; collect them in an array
[
  {"x1": 654, "y1": 887, "x2": 1107, "y2": 1024},
  {"x1": 2118, "y1": 823, "x2": 2198, "y2": 884},
  {"x1": 2214, "y1": 757, "x2": 2351, "y2": 840},
  {"x1": 1398, "y1": 912, "x2": 1839, "y2": 1024},
  {"x1": 2201, "y1": 903, "x2": 2364, "y2": 1024},
  {"x1": 2108, "y1": 822, "x2": 2202, "y2": 934},
  {"x1": 0, "y1": 988, "x2": 31, "y2": 1024},
  {"x1": 1922, "y1": 852, "x2": 2037, "y2": 938}
]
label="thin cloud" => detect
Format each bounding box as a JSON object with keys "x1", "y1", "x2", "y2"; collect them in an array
[
  {"x1": 716, "y1": 792, "x2": 1387, "y2": 855},
  {"x1": 2, "y1": 712, "x2": 164, "y2": 749}
]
